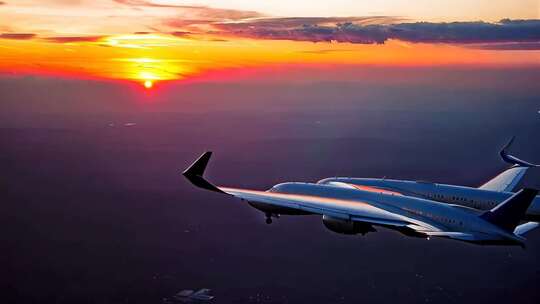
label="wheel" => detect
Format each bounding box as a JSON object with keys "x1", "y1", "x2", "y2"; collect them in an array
[{"x1": 265, "y1": 217, "x2": 272, "y2": 224}]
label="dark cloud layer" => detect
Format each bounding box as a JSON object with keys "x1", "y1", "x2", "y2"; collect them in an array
[
  {"x1": 210, "y1": 18, "x2": 540, "y2": 48},
  {"x1": 471, "y1": 41, "x2": 540, "y2": 50},
  {"x1": 0, "y1": 33, "x2": 36, "y2": 40}
]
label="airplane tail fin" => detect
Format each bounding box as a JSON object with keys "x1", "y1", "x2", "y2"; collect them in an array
[
  {"x1": 480, "y1": 188, "x2": 538, "y2": 232},
  {"x1": 182, "y1": 152, "x2": 227, "y2": 194}
]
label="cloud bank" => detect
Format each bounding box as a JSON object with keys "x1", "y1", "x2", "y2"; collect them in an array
[
  {"x1": 2, "y1": 0, "x2": 540, "y2": 51},
  {"x1": 207, "y1": 18, "x2": 540, "y2": 47}
]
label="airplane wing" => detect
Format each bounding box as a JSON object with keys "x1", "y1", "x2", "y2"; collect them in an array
[
  {"x1": 220, "y1": 186, "x2": 447, "y2": 234},
  {"x1": 479, "y1": 137, "x2": 538, "y2": 192},
  {"x1": 190, "y1": 289, "x2": 214, "y2": 301},
  {"x1": 183, "y1": 152, "x2": 447, "y2": 236},
  {"x1": 223, "y1": 187, "x2": 409, "y2": 223}
]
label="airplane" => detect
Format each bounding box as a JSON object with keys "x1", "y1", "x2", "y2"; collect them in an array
[
  {"x1": 164, "y1": 288, "x2": 214, "y2": 303},
  {"x1": 182, "y1": 151, "x2": 539, "y2": 246},
  {"x1": 317, "y1": 137, "x2": 540, "y2": 221}
]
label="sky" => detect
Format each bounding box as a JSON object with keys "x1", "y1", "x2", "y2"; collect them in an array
[
  {"x1": 0, "y1": 0, "x2": 539, "y2": 86},
  {"x1": 2, "y1": 3, "x2": 540, "y2": 303}
]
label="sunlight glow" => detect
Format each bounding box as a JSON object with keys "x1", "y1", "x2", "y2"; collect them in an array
[
  {"x1": 103, "y1": 34, "x2": 181, "y2": 49},
  {"x1": 1, "y1": 35, "x2": 539, "y2": 85},
  {"x1": 144, "y1": 80, "x2": 153, "y2": 89}
]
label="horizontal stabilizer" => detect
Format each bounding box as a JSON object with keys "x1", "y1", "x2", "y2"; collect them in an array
[
  {"x1": 514, "y1": 222, "x2": 539, "y2": 236},
  {"x1": 480, "y1": 188, "x2": 539, "y2": 231},
  {"x1": 479, "y1": 167, "x2": 528, "y2": 192},
  {"x1": 182, "y1": 152, "x2": 227, "y2": 194}
]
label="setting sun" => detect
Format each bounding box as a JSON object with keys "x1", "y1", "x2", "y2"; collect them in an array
[{"x1": 144, "y1": 80, "x2": 153, "y2": 89}]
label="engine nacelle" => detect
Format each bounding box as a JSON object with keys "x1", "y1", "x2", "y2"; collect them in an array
[{"x1": 322, "y1": 215, "x2": 376, "y2": 235}]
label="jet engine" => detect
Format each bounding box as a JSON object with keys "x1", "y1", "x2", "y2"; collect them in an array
[{"x1": 322, "y1": 215, "x2": 376, "y2": 235}]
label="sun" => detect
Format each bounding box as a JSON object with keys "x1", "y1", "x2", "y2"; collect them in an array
[{"x1": 143, "y1": 80, "x2": 153, "y2": 89}]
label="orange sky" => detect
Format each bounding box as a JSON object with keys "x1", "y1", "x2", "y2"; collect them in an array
[
  {"x1": 2, "y1": 34, "x2": 539, "y2": 85},
  {"x1": 1, "y1": 1, "x2": 539, "y2": 87}
]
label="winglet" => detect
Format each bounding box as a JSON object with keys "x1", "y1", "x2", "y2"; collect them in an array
[
  {"x1": 501, "y1": 136, "x2": 515, "y2": 153},
  {"x1": 481, "y1": 188, "x2": 539, "y2": 231},
  {"x1": 500, "y1": 136, "x2": 539, "y2": 167},
  {"x1": 182, "y1": 152, "x2": 227, "y2": 194},
  {"x1": 183, "y1": 151, "x2": 213, "y2": 177}
]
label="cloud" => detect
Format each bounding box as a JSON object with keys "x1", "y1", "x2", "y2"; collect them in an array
[
  {"x1": 114, "y1": 0, "x2": 262, "y2": 21},
  {"x1": 0, "y1": 1, "x2": 6, "y2": 5},
  {"x1": 471, "y1": 42, "x2": 540, "y2": 50},
  {"x1": 208, "y1": 18, "x2": 540, "y2": 47},
  {"x1": 0, "y1": 33, "x2": 36, "y2": 40},
  {"x1": 298, "y1": 49, "x2": 354, "y2": 54},
  {"x1": 165, "y1": 16, "x2": 399, "y2": 32},
  {"x1": 386, "y1": 19, "x2": 540, "y2": 43},
  {"x1": 115, "y1": 0, "x2": 263, "y2": 30},
  {"x1": 170, "y1": 31, "x2": 192, "y2": 37},
  {"x1": 217, "y1": 16, "x2": 401, "y2": 28},
  {"x1": 168, "y1": 30, "x2": 227, "y2": 42},
  {"x1": 113, "y1": 0, "x2": 181, "y2": 7},
  {"x1": 44, "y1": 35, "x2": 106, "y2": 43},
  {"x1": 1, "y1": 33, "x2": 108, "y2": 43},
  {"x1": 165, "y1": 19, "x2": 217, "y2": 28}
]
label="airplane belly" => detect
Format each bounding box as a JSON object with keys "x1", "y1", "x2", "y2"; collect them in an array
[{"x1": 247, "y1": 201, "x2": 312, "y2": 215}]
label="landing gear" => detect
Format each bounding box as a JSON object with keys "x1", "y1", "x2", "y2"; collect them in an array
[{"x1": 265, "y1": 212, "x2": 278, "y2": 224}]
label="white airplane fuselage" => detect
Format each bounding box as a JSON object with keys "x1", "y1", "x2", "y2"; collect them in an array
[
  {"x1": 317, "y1": 178, "x2": 540, "y2": 220},
  {"x1": 256, "y1": 182, "x2": 524, "y2": 245}
]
